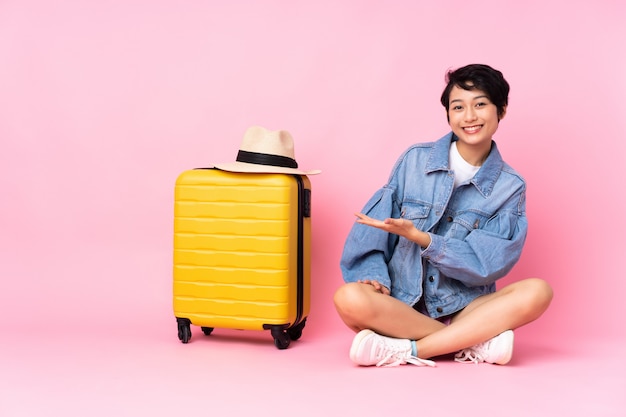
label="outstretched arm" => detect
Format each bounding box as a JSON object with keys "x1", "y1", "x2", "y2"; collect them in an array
[{"x1": 354, "y1": 213, "x2": 432, "y2": 249}]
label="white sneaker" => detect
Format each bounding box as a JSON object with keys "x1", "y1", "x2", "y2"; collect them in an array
[
  {"x1": 454, "y1": 330, "x2": 514, "y2": 365},
  {"x1": 349, "y1": 329, "x2": 436, "y2": 367}
]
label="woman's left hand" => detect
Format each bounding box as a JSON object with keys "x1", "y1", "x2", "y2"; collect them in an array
[{"x1": 354, "y1": 212, "x2": 431, "y2": 247}]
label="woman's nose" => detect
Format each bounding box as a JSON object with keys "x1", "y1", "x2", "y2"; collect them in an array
[{"x1": 464, "y1": 108, "x2": 477, "y2": 122}]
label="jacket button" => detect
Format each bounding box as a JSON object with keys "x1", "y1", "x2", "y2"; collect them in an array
[
  {"x1": 447, "y1": 216, "x2": 453, "y2": 222},
  {"x1": 428, "y1": 276, "x2": 435, "y2": 282},
  {"x1": 436, "y1": 307, "x2": 443, "y2": 313}
]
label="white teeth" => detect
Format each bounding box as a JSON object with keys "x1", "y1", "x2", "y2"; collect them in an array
[{"x1": 464, "y1": 126, "x2": 481, "y2": 133}]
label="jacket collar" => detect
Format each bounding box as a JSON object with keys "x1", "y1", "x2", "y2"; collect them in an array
[{"x1": 426, "y1": 132, "x2": 504, "y2": 197}]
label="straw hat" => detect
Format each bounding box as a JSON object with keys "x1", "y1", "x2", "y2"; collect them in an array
[{"x1": 212, "y1": 126, "x2": 321, "y2": 175}]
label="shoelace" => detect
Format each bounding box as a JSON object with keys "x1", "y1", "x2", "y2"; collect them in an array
[
  {"x1": 454, "y1": 348, "x2": 485, "y2": 364},
  {"x1": 377, "y1": 353, "x2": 436, "y2": 367},
  {"x1": 454, "y1": 337, "x2": 494, "y2": 364},
  {"x1": 374, "y1": 342, "x2": 436, "y2": 367}
]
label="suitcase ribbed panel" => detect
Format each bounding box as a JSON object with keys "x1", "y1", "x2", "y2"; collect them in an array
[{"x1": 173, "y1": 169, "x2": 310, "y2": 331}]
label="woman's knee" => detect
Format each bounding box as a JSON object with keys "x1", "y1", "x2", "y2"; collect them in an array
[
  {"x1": 518, "y1": 278, "x2": 554, "y2": 315},
  {"x1": 333, "y1": 282, "x2": 374, "y2": 320},
  {"x1": 334, "y1": 282, "x2": 365, "y2": 310}
]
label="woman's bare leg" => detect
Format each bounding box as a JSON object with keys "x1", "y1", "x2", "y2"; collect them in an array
[
  {"x1": 334, "y1": 278, "x2": 553, "y2": 359},
  {"x1": 415, "y1": 278, "x2": 553, "y2": 358},
  {"x1": 333, "y1": 282, "x2": 446, "y2": 339}
]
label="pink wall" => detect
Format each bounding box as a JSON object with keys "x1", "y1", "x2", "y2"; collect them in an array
[{"x1": 1, "y1": 1, "x2": 625, "y2": 343}]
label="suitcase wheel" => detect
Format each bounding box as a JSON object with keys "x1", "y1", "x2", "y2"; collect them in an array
[
  {"x1": 270, "y1": 327, "x2": 291, "y2": 350},
  {"x1": 287, "y1": 319, "x2": 306, "y2": 341},
  {"x1": 176, "y1": 318, "x2": 192, "y2": 344},
  {"x1": 201, "y1": 327, "x2": 214, "y2": 336}
]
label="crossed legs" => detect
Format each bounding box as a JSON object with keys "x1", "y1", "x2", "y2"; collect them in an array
[{"x1": 333, "y1": 278, "x2": 553, "y2": 359}]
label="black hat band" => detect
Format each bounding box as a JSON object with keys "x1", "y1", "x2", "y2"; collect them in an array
[{"x1": 236, "y1": 150, "x2": 298, "y2": 169}]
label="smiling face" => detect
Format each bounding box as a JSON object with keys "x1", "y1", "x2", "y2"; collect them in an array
[{"x1": 447, "y1": 85, "x2": 506, "y2": 163}]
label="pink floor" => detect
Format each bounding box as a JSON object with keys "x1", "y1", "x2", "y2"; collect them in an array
[
  {"x1": 1, "y1": 246, "x2": 624, "y2": 417},
  {"x1": 2, "y1": 318, "x2": 624, "y2": 416}
]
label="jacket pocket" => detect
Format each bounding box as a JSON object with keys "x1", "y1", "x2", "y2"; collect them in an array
[
  {"x1": 401, "y1": 201, "x2": 431, "y2": 228},
  {"x1": 397, "y1": 201, "x2": 431, "y2": 249},
  {"x1": 448, "y1": 211, "x2": 489, "y2": 240}
]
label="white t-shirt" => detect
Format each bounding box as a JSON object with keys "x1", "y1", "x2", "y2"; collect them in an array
[{"x1": 449, "y1": 141, "x2": 480, "y2": 188}]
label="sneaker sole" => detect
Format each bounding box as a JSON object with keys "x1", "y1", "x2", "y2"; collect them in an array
[{"x1": 349, "y1": 329, "x2": 375, "y2": 363}]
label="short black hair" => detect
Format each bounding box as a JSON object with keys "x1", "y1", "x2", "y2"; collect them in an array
[{"x1": 440, "y1": 64, "x2": 509, "y2": 119}]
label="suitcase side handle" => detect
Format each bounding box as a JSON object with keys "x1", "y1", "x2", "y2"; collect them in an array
[{"x1": 302, "y1": 188, "x2": 311, "y2": 218}]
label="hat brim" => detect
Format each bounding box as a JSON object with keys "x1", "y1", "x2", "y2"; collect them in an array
[{"x1": 211, "y1": 162, "x2": 321, "y2": 175}]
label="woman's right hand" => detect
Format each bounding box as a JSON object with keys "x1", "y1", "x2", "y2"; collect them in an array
[{"x1": 357, "y1": 279, "x2": 390, "y2": 295}]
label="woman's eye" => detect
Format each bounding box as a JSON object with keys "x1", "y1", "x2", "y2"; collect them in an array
[{"x1": 452, "y1": 105, "x2": 463, "y2": 111}]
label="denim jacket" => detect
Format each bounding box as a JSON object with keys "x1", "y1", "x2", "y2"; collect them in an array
[{"x1": 340, "y1": 132, "x2": 527, "y2": 318}]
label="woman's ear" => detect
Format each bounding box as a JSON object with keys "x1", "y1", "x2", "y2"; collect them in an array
[{"x1": 498, "y1": 106, "x2": 507, "y2": 122}]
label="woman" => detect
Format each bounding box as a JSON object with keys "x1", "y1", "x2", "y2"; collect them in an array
[{"x1": 334, "y1": 64, "x2": 553, "y2": 367}]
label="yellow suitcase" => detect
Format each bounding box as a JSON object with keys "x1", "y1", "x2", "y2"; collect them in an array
[{"x1": 173, "y1": 168, "x2": 311, "y2": 349}]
